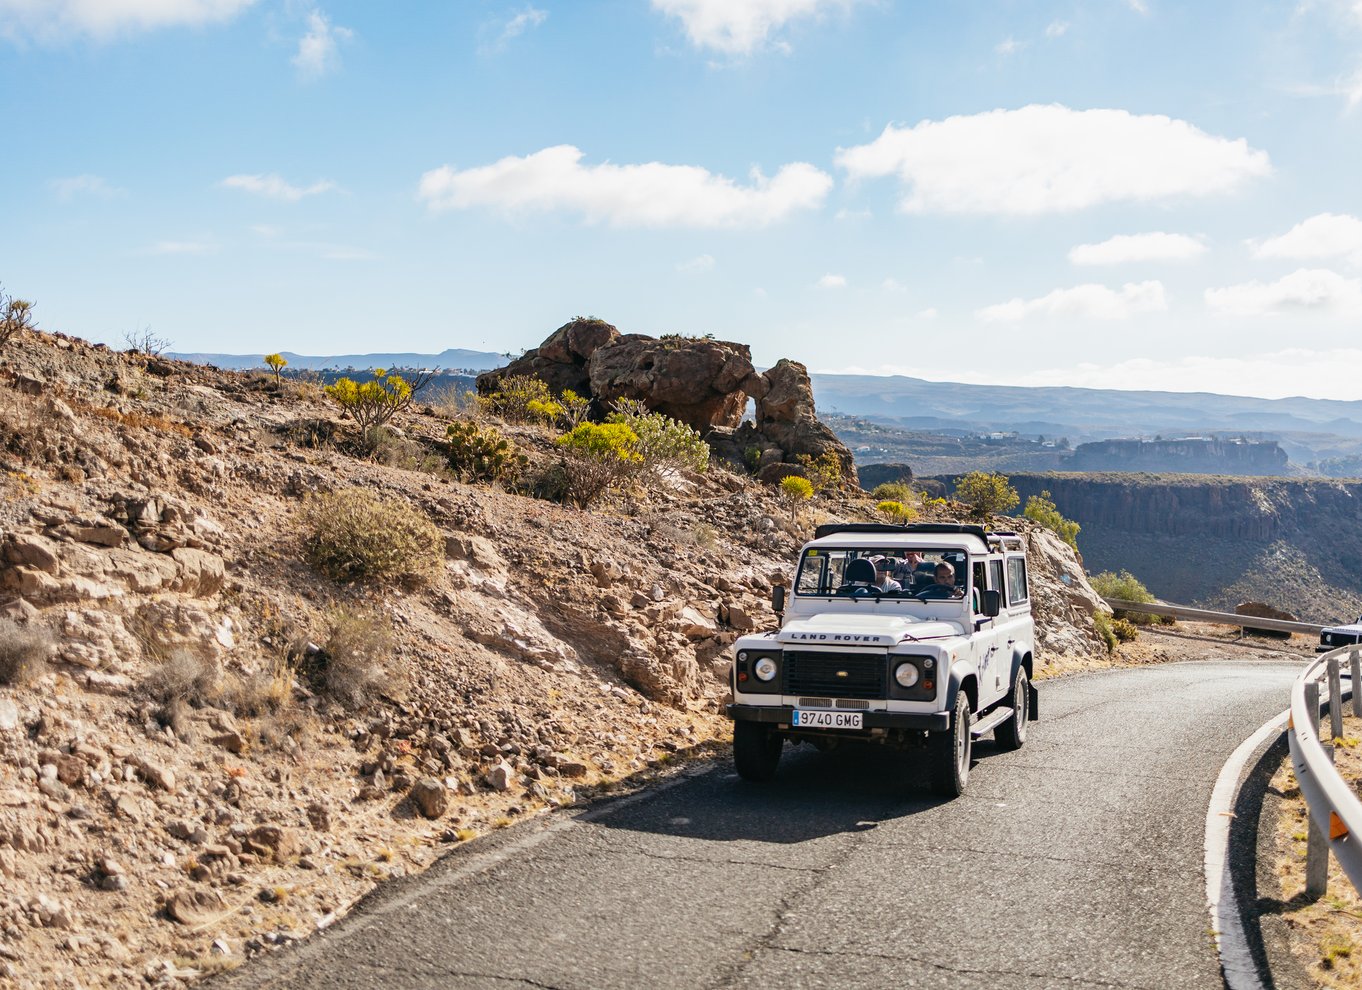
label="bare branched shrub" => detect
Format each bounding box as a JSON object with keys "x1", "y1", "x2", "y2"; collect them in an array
[
  {"x1": 122, "y1": 326, "x2": 172, "y2": 357},
  {"x1": 311, "y1": 608, "x2": 396, "y2": 709},
  {"x1": 302, "y1": 487, "x2": 443, "y2": 585},
  {"x1": 0, "y1": 285, "x2": 37, "y2": 350},
  {"x1": 0, "y1": 619, "x2": 53, "y2": 685},
  {"x1": 142, "y1": 647, "x2": 218, "y2": 706}
]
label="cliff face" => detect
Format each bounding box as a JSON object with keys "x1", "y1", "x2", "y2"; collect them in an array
[
  {"x1": 1069, "y1": 438, "x2": 1290, "y2": 475},
  {"x1": 1006, "y1": 473, "x2": 1362, "y2": 622}
]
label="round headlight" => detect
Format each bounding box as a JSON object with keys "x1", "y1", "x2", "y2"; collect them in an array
[
  {"x1": 737, "y1": 651, "x2": 749, "y2": 663},
  {"x1": 894, "y1": 661, "x2": 920, "y2": 688},
  {"x1": 754, "y1": 657, "x2": 778, "y2": 682}
]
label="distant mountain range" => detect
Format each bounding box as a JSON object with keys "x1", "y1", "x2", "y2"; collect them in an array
[
  {"x1": 809, "y1": 374, "x2": 1362, "y2": 440},
  {"x1": 168, "y1": 348, "x2": 509, "y2": 372}
]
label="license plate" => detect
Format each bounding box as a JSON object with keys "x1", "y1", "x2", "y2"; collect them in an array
[{"x1": 793, "y1": 709, "x2": 863, "y2": 730}]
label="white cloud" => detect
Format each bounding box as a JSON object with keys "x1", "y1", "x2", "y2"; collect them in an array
[
  {"x1": 484, "y1": 6, "x2": 547, "y2": 51},
  {"x1": 651, "y1": 0, "x2": 856, "y2": 55},
  {"x1": 881, "y1": 277, "x2": 906, "y2": 292},
  {"x1": 293, "y1": 8, "x2": 352, "y2": 80},
  {"x1": 995, "y1": 36, "x2": 1024, "y2": 55},
  {"x1": 677, "y1": 253, "x2": 716, "y2": 273},
  {"x1": 0, "y1": 0, "x2": 257, "y2": 41},
  {"x1": 1205, "y1": 268, "x2": 1362, "y2": 316},
  {"x1": 1045, "y1": 19, "x2": 1069, "y2": 37},
  {"x1": 221, "y1": 173, "x2": 341, "y2": 201},
  {"x1": 1127, "y1": 0, "x2": 1149, "y2": 13},
  {"x1": 977, "y1": 280, "x2": 1166, "y2": 321},
  {"x1": 418, "y1": 145, "x2": 832, "y2": 228},
  {"x1": 816, "y1": 273, "x2": 847, "y2": 289},
  {"x1": 916, "y1": 307, "x2": 938, "y2": 320},
  {"x1": 48, "y1": 174, "x2": 123, "y2": 200},
  {"x1": 835, "y1": 105, "x2": 1271, "y2": 215},
  {"x1": 1253, "y1": 213, "x2": 1362, "y2": 264},
  {"x1": 1068, "y1": 232, "x2": 1207, "y2": 265}
]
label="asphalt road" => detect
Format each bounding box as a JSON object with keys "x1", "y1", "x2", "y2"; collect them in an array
[{"x1": 215, "y1": 660, "x2": 1302, "y2": 990}]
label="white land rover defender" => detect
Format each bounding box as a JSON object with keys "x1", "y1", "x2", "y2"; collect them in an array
[{"x1": 727, "y1": 523, "x2": 1038, "y2": 797}]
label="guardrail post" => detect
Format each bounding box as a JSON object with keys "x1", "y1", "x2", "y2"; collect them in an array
[
  {"x1": 1329, "y1": 655, "x2": 1345, "y2": 744},
  {"x1": 1352, "y1": 648, "x2": 1361, "y2": 719},
  {"x1": 1304, "y1": 680, "x2": 1330, "y2": 897}
]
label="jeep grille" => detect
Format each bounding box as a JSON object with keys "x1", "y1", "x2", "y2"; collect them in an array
[{"x1": 783, "y1": 650, "x2": 886, "y2": 700}]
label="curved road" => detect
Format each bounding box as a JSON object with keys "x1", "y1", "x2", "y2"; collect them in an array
[{"x1": 214, "y1": 659, "x2": 1301, "y2": 990}]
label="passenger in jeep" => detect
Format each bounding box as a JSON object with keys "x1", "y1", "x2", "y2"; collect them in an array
[
  {"x1": 874, "y1": 558, "x2": 902, "y2": 594},
  {"x1": 917, "y1": 562, "x2": 964, "y2": 599}
]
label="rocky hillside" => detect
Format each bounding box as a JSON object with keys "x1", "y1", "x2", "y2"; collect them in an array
[
  {"x1": 0, "y1": 324, "x2": 1106, "y2": 989},
  {"x1": 1005, "y1": 472, "x2": 1362, "y2": 623}
]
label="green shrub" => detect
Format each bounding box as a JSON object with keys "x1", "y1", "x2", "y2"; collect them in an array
[
  {"x1": 1093, "y1": 611, "x2": 1118, "y2": 653},
  {"x1": 303, "y1": 487, "x2": 443, "y2": 585},
  {"x1": 446, "y1": 421, "x2": 525, "y2": 482},
  {"x1": 1089, "y1": 569, "x2": 1157, "y2": 625},
  {"x1": 1110, "y1": 617, "x2": 1140, "y2": 643},
  {"x1": 876, "y1": 499, "x2": 915, "y2": 525},
  {"x1": 744, "y1": 446, "x2": 763, "y2": 473},
  {"x1": 559, "y1": 389, "x2": 591, "y2": 428},
  {"x1": 795, "y1": 452, "x2": 843, "y2": 493},
  {"x1": 483, "y1": 375, "x2": 554, "y2": 423},
  {"x1": 1023, "y1": 489, "x2": 1081, "y2": 550},
  {"x1": 324, "y1": 369, "x2": 419, "y2": 436},
  {"x1": 954, "y1": 471, "x2": 1019, "y2": 519},
  {"x1": 607, "y1": 399, "x2": 709, "y2": 477},
  {"x1": 555, "y1": 422, "x2": 643, "y2": 507},
  {"x1": 0, "y1": 619, "x2": 53, "y2": 685},
  {"x1": 526, "y1": 397, "x2": 564, "y2": 423},
  {"x1": 779, "y1": 475, "x2": 814, "y2": 519},
  {"x1": 871, "y1": 482, "x2": 914, "y2": 504}
]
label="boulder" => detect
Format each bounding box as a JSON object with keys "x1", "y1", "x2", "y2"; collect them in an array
[
  {"x1": 166, "y1": 888, "x2": 228, "y2": 926},
  {"x1": 476, "y1": 317, "x2": 619, "y2": 399},
  {"x1": 170, "y1": 548, "x2": 226, "y2": 597},
  {"x1": 409, "y1": 778, "x2": 449, "y2": 819},
  {"x1": 1235, "y1": 601, "x2": 1295, "y2": 639},
  {"x1": 587, "y1": 334, "x2": 763, "y2": 432}
]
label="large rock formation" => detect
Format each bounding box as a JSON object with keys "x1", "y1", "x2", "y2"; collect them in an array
[
  {"x1": 587, "y1": 335, "x2": 764, "y2": 432},
  {"x1": 478, "y1": 321, "x2": 859, "y2": 488},
  {"x1": 476, "y1": 318, "x2": 619, "y2": 399}
]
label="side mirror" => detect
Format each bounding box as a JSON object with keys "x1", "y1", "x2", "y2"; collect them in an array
[
  {"x1": 981, "y1": 589, "x2": 1001, "y2": 618},
  {"x1": 772, "y1": 585, "x2": 786, "y2": 616}
]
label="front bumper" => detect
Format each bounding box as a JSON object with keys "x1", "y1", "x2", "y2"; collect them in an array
[{"x1": 726, "y1": 703, "x2": 949, "y2": 732}]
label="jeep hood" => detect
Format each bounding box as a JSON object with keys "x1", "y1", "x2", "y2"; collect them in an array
[{"x1": 779, "y1": 612, "x2": 964, "y2": 647}]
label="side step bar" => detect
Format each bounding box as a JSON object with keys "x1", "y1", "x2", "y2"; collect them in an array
[{"x1": 971, "y1": 706, "x2": 1013, "y2": 738}]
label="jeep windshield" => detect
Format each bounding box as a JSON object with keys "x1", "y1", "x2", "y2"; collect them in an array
[{"x1": 795, "y1": 547, "x2": 968, "y2": 600}]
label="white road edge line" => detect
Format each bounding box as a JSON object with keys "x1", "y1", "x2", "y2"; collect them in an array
[{"x1": 1205, "y1": 708, "x2": 1289, "y2": 990}]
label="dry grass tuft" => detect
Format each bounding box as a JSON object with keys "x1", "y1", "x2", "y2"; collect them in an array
[
  {"x1": 0, "y1": 618, "x2": 54, "y2": 685},
  {"x1": 302, "y1": 487, "x2": 443, "y2": 585}
]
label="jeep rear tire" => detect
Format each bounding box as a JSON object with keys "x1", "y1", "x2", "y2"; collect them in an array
[
  {"x1": 733, "y1": 721, "x2": 783, "y2": 781},
  {"x1": 928, "y1": 691, "x2": 971, "y2": 797},
  {"x1": 994, "y1": 667, "x2": 1028, "y2": 751}
]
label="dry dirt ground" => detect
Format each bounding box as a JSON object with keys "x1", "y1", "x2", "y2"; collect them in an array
[
  {"x1": 0, "y1": 328, "x2": 1269, "y2": 989},
  {"x1": 1266, "y1": 712, "x2": 1362, "y2": 989}
]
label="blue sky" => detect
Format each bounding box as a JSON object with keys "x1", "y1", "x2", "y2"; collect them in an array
[{"x1": 3, "y1": 0, "x2": 1362, "y2": 399}]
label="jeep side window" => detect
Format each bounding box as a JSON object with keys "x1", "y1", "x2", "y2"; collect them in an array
[
  {"x1": 1007, "y1": 556, "x2": 1028, "y2": 604},
  {"x1": 989, "y1": 559, "x2": 1005, "y2": 599},
  {"x1": 796, "y1": 553, "x2": 830, "y2": 595}
]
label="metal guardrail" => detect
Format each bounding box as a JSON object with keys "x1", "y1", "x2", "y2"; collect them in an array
[
  {"x1": 1288, "y1": 646, "x2": 1362, "y2": 894},
  {"x1": 1103, "y1": 598, "x2": 1326, "y2": 636}
]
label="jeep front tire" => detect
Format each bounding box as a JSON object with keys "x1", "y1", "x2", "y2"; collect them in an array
[{"x1": 928, "y1": 691, "x2": 971, "y2": 797}]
